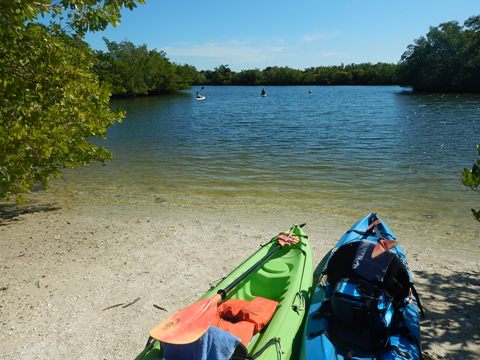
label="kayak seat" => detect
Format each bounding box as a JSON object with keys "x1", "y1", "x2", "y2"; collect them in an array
[{"x1": 232, "y1": 258, "x2": 290, "y2": 301}]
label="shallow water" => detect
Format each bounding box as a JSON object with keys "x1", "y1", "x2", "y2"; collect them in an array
[{"x1": 38, "y1": 86, "x2": 479, "y2": 256}]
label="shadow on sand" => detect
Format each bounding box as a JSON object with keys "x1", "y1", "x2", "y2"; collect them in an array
[
  {"x1": 415, "y1": 269, "x2": 480, "y2": 359},
  {"x1": 0, "y1": 202, "x2": 60, "y2": 226}
]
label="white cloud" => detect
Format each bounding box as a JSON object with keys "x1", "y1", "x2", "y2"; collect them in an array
[
  {"x1": 164, "y1": 40, "x2": 285, "y2": 63},
  {"x1": 161, "y1": 39, "x2": 348, "y2": 70},
  {"x1": 303, "y1": 32, "x2": 340, "y2": 43}
]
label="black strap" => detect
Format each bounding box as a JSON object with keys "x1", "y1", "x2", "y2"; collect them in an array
[
  {"x1": 346, "y1": 228, "x2": 394, "y2": 240},
  {"x1": 248, "y1": 337, "x2": 282, "y2": 359},
  {"x1": 410, "y1": 284, "x2": 426, "y2": 319}
]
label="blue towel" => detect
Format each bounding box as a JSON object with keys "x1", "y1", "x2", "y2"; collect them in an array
[{"x1": 163, "y1": 326, "x2": 241, "y2": 360}]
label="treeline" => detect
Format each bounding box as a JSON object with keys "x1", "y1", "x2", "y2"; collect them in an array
[
  {"x1": 398, "y1": 15, "x2": 480, "y2": 92},
  {"x1": 93, "y1": 39, "x2": 198, "y2": 96},
  {"x1": 195, "y1": 63, "x2": 398, "y2": 86},
  {"x1": 94, "y1": 13, "x2": 480, "y2": 95},
  {"x1": 92, "y1": 40, "x2": 399, "y2": 95}
]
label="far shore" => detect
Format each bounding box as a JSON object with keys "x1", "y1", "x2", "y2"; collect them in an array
[{"x1": 0, "y1": 200, "x2": 479, "y2": 359}]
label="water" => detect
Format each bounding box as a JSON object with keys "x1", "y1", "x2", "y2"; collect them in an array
[{"x1": 42, "y1": 86, "x2": 480, "y2": 255}]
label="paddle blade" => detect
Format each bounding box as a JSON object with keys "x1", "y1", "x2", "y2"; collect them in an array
[
  {"x1": 149, "y1": 294, "x2": 221, "y2": 344},
  {"x1": 372, "y1": 239, "x2": 397, "y2": 258}
]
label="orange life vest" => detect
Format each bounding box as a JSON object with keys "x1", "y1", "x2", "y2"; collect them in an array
[{"x1": 214, "y1": 297, "x2": 278, "y2": 346}]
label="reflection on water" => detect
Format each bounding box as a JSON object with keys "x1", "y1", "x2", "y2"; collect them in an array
[{"x1": 36, "y1": 86, "x2": 479, "y2": 253}]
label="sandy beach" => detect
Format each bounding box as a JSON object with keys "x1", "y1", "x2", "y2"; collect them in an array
[{"x1": 0, "y1": 200, "x2": 479, "y2": 359}]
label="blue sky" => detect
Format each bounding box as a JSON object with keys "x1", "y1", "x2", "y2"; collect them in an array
[{"x1": 85, "y1": 0, "x2": 480, "y2": 71}]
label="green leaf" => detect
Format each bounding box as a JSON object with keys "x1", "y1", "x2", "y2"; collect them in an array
[{"x1": 0, "y1": 1, "x2": 145, "y2": 201}]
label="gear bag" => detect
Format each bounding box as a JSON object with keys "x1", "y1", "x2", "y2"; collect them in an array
[{"x1": 326, "y1": 240, "x2": 410, "y2": 352}]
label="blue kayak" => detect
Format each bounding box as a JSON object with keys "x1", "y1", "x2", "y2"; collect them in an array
[{"x1": 300, "y1": 213, "x2": 423, "y2": 360}]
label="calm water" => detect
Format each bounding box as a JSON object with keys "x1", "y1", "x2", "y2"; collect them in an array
[{"x1": 43, "y1": 86, "x2": 479, "y2": 252}]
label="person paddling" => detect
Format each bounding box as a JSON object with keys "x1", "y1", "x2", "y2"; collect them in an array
[
  {"x1": 196, "y1": 86, "x2": 205, "y2": 98},
  {"x1": 260, "y1": 88, "x2": 266, "y2": 96}
]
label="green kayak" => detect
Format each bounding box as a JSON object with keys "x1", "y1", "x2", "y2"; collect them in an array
[{"x1": 136, "y1": 224, "x2": 313, "y2": 360}]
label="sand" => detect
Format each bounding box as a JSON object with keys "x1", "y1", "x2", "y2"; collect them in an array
[{"x1": 0, "y1": 201, "x2": 479, "y2": 359}]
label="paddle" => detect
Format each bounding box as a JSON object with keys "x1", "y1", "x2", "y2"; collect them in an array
[{"x1": 149, "y1": 226, "x2": 303, "y2": 345}]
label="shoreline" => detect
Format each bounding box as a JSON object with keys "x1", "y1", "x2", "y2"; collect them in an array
[{"x1": 0, "y1": 201, "x2": 479, "y2": 359}]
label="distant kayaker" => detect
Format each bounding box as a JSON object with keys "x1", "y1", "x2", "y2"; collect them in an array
[
  {"x1": 261, "y1": 88, "x2": 266, "y2": 96},
  {"x1": 195, "y1": 90, "x2": 206, "y2": 101}
]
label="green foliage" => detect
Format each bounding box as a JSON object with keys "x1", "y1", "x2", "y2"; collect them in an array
[
  {"x1": 175, "y1": 64, "x2": 199, "y2": 89},
  {"x1": 462, "y1": 145, "x2": 480, "y2": 221},
  {"x1": 202, "y1": 65, "x2": 234, "y2": 85},
  {"x1": 93, "y1": 39, "x2": 195, "y2": 96},
  {"x1": 0, "y1": 0, "x2": 144, "y2": 37},
  {"x1": 196, "y1": 63, "x2": 398, "y2": 86},
  {"x1": 0, "y1": 1, "x2": 143, "y2": 201},
  {"x1": 398, "y1": 16, "x2": 480, "y2": 92},
  {"x1": 234, "y1": 69, "x2": 263, "y2": 85},
  {"x1": 262, "y1": 66, "x2": 303, "y2": 85}
]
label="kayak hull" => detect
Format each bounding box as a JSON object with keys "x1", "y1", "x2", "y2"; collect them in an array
[
  {"x1": 300, "y1": 213, "x2": 421, "y2": 360},
  {"x1": 137, "y1": 224, "x2": 313, "y2": 360}
]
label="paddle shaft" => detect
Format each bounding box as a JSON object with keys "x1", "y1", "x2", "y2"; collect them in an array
[
  {"x1": 217, "y1": 242, "x2": 283, "y2": 299},
  {"x1": 368, "y1": 214, "x2": 383, "y2": 239},
  {"x1": 373, "y1": 223, "x2": 383, "y2": 239}
]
